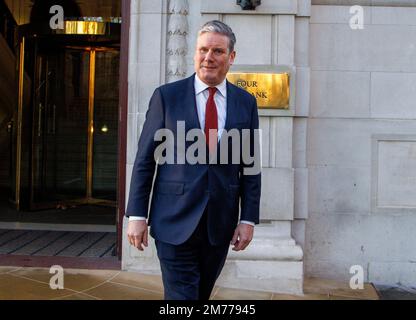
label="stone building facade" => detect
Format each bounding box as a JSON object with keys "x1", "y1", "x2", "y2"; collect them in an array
[{"x1": 1, "y1": 0, "x2": 415, "y2": 295}]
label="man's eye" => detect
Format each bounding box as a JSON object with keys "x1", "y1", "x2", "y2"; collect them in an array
[
  {"x1": 214, "y1": 49, "x2": 224, "y2": 55},
  {"x1": 199, "y1": 48, "x2": 208, "y2": 54}
]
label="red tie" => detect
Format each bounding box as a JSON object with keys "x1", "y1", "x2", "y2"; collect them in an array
[{"x1": 205, "y1": 87, "x2": 218, "y2": 153}]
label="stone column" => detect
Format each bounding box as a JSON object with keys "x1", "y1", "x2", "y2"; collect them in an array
[{"x1": 123, "y1": 0, "x2": 167, "y2": 273}]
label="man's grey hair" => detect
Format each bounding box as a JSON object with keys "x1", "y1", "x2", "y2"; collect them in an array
[{"x1": 198, "y1": 20, "x2": 236, "y2": 53}]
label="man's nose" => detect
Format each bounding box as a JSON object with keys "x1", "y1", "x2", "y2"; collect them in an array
[{"x1": 204, "y1": 49, "x2": 214, "y2": 61}]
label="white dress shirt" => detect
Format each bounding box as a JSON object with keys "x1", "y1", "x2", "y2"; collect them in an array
[
  {"x1": 130, "y1": 75, "x2": 254, "y2": 227},
  {"x1": 194, "y1": 74, "x2": 227, "y2": 141}
]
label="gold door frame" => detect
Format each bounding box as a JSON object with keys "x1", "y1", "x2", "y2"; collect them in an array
[
  {"x1": 15, "y1": 37, "x2": 25, "y2": 210},
  {"x1": 85, "y1": 47, "x2": 119, "y2": 207},
  {"x1": 86, "y1": 48, "x2": 96, "y2": 200}
]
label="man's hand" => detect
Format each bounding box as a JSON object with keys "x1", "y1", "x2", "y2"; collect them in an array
[
  {"x1": 127, "y1": 220, "x2": 148, "y2": 251},
  {"x1": 230, "y1": 223, "x2": 254, "y2": 251}
]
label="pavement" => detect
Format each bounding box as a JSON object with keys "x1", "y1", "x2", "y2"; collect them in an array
[{"x1": 0, "y1": 266, "x2": 381, "y2": 300}]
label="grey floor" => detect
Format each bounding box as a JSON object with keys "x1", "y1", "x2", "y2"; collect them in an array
[{"x1": 375, "y1": 285, "x2": 416, "y2": 300}]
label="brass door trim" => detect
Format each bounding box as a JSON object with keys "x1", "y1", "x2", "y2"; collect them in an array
[
  {"x1": 30, "y1": 198, "x2": 117, "y2": 211},
  {"x1": 86, "y1": 49, "x2": 96, "y2": 199},
  {"x1": 65, "y1": 46, "x2": 119, "y2": 52},
  {"x1": 16, "y1": 37, "x2": 25, "y2": 210}
]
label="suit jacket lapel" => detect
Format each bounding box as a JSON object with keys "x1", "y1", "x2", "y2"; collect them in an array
[
  {"x1": 184, "y1": 74, "x2": 202, "y2": 131},
  {"x1": 224, "y1": 80, "x2": 238, "y2": 132}
]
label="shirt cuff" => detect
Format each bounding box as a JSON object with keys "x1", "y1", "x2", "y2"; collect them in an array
[
  {"x1": 239, "y1": 220, "x2": 255, "y2": 227},
  {"x1": 130, "y1": 217, "x2": 253, "y2": 225},
  {"x1": 129, "y1": 216, "x2": 147, "y2": 221}
]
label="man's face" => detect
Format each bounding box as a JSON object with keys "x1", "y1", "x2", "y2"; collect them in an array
[{"x1": 194, "y1": 32, "x2": 236, "y2": 86}]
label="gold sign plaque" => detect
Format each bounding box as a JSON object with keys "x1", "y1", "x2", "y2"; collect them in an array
[{"x1": 227, "y1": 72, "x2": 290, "y2": 109}]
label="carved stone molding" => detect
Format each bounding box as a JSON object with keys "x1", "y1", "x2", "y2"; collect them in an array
[{"x1": 166, "y1": 0, "x2": 189, "y2": 83}]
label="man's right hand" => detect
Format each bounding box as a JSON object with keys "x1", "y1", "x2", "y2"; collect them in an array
[{"x1": 127, "y1": 220, "x2": 148, "y2": 251}]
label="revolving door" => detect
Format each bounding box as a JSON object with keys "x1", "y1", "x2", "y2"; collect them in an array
[{"x1": 15, "y1": 22, "x2": 120, "y2": 211}]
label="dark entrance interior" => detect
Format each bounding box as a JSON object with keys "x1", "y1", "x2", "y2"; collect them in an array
[
  {"x1": 0, "y1": 0, "x2": 125, "y2": 264},
  {"x1": 30, "y1": 44, "x2": 120, "y2": 210}
]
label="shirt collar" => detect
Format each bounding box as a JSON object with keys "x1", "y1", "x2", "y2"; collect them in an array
[{"x1": 194, "y1": 74, "x2": 227, "y2": 98}]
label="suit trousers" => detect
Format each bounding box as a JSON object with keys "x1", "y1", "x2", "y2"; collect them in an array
[{"x1": 154, "y1": 209, "x2": 230, "y2": 300}]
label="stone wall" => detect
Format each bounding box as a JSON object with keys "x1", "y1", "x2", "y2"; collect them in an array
[{"x1": 306, "y1": 4, "x2": 416, "y2": 286}]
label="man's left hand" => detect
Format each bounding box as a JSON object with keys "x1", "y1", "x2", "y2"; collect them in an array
[{"x1": 230, "y1": 223, "x2": 254, "y2": 251}]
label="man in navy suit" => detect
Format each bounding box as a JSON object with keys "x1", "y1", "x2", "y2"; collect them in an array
[{"x1": 126, "y1": 20, "x2": 261, "y2": 300}]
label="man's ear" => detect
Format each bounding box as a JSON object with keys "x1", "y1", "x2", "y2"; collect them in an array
[{"x1": 229, "y1": 51, "x2": 236, "y2": 65}]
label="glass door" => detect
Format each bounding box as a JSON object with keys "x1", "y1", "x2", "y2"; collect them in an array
[
  {"x1": 31, "y1": 47, "x2": 89, "y2": 209},
  {"x1": 31, "y1": 46, "x2": 119, "y2": 210},
  {"x1": 91, "y1": 50, "x2": 120, "y2": 202}
]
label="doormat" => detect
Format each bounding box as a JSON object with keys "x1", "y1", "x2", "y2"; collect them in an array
[{"x1": 0, "y1": 229, "x2": 116, "y2": 258}]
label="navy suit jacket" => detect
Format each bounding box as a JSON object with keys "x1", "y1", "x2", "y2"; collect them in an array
[{"x1": 126, "y1": 74, "x2": 261, "y2": 245}]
